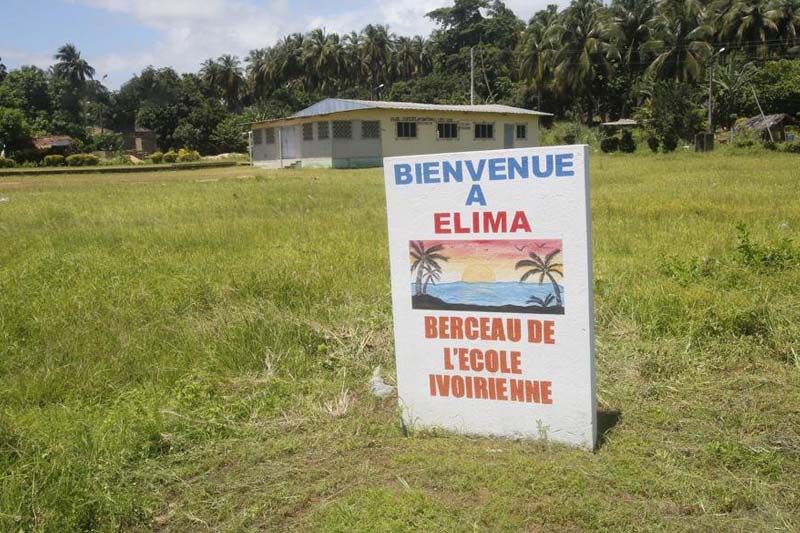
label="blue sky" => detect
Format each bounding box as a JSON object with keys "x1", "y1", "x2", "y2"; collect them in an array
[{"x1": 1, "y1": 0, "x2": 566, "y2": 89}]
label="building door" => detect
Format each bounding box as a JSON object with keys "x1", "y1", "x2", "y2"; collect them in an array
[
  {"x1": 281, "y1": 126, "x2": 299, "y2": 159},
  {"x1": 503, "y1": 124, "x2": 514, "y2": 149}
]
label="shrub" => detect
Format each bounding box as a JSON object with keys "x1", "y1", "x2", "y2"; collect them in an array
[
  {"x1": 0, "y1": 157, "x2": 16, "y2": 168},
  {"x1": 43, "y1": 154, "x2": 65, "y2": 166},
  {"x1": 65, "y1": 154, "x2": 101, "y2": 167},
  {"x1": 150, "y1": 151, "x2": 163, "y2": 164},
  {"x1": 162, "y1": 150, "x2": 178, "y2": 163},
  {"x1": 662, "y1": 134, "x2": 679, "y2": 152},
  {"x1": 177, "y1": 148, "x2": 201, "y2": 163},
  {"x1": 647, "y1": 136, "x2": 660, "y2": 152},
  {"x1": 11, "y1": 148, "x2": 43, "y2": 165},
  {"x1": 778, "y1": 141, "x2": 800, "y2": 153},
  {"x1": 619, "y1": 130, "x2": 636, "y2": 153},
  {"x1": 600, "y1": 136, "x2": 619, "y2": 153}
]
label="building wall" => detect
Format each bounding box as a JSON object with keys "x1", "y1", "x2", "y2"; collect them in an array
[{"x1": 251, "y1": 109, "x2": 541, "y2": 168}]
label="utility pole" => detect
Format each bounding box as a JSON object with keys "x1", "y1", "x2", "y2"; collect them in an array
[
  {"x1": 470, "y1": 47, "x2": 475, "y2": 106},
  {"x1": 751, "y1": 85, "x2": 774, "y2": 142},
  {"x1": 708, "y1": 47, "x2": 725, "y2": 133}
]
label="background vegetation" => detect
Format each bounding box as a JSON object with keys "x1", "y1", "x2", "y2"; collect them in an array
[
  {"x1": 1, "y1": 150, "x2": 798, "y2": 530},
  {"x1": 2, "y1": 0, "x2": 800, "y2": 160}
]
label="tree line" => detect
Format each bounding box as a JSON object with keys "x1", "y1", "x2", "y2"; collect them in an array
[{"x1": 1, "y1": 0, "x2": 799, "y2": 159}]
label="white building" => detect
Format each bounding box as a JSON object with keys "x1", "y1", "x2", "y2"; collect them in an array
[{"x1": 250, "y1": 98, "x2": 552, "y2": 169}]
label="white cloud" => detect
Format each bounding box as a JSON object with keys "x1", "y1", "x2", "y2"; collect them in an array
[{"x1": 13, "y1": 0, "x2": 569, "y2": 88}]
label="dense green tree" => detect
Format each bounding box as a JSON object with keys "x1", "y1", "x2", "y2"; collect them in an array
[{"x1": 0, "y1": 107, "x2": 32, "y2": 152}]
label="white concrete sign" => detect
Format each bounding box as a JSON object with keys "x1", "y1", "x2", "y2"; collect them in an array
[{"x1": 383, "y1": 145, "x2": 596, "y2": 449}]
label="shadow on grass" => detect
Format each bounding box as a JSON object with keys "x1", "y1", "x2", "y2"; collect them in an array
[{"x1": 597, "y1": 410, "x2": 622, "y2": 450}]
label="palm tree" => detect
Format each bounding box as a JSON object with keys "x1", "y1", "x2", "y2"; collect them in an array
[
  {"x1": 610, "y1": 0, "x2": 657, "y2": 115},
  {"x1": 410, "y1": 241, "x2": 448, "y2": 296},
  {"x1": 302, "y1": 29, "x2": 343, "y2": 93},
  {"x1": 551, "y1": 0, "x2": 619, "y2": 124},
  {"x1": 643, "y1": 0, "x2": 713, "y2": 82},
  {"x1": 767, "y1": 0, "x2": 800, "y2": 53},
  {"x1": 246, "y1": 48, "x2": 270, "y2": 98},
  {"x1": 342, "y1": 31, "x2": 364, "y2": 88},
  {"x1": 720, "y1": 0, "x2": 778, "y2": 58},
  {"x1": 516, "y1": 249, "x2": 564, "y2": 307},
  {"x1": 518, "y1": 15, "x2": 557, "y2": 109},
  {"x1": 217, "y1": 55, "x2": 244, "y2": 110},
  {"x1": 361, "y1": 24, "x2": 394, "y2": 87},
  {"x1": 395, "y1": 37, "x2": 420, "y2": 79},
  {"x1": 53, "y1": 43, "x2": 95, "y2": 85},
  {"x1": 422, "y1": 264, "x2": 442, "y2": 295},
  {"x1": 527, "y1": 293, "x2": 556, "y2": 308}
]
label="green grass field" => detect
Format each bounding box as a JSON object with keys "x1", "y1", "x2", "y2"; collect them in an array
[{"x1": 1, "y1": 151, "x2": 799, "y2": 531}]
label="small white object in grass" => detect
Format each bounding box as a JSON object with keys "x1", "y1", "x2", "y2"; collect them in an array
[
  {"x1": 779, "y1": 222, "x2": 790, "y2": 230},
  {"x1": 0, "y1": 197, "x2": 9, "y2": 203},
  {"x1": 369, "y1": 366, "x2": 394, "y2": 398}
]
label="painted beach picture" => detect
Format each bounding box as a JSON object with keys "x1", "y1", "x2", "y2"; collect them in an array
[{"x1": 409, "y1": 239, "x2": 565, "y2": 314}]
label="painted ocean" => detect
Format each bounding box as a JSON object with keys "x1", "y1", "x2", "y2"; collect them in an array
[{"x1": 410, "y1": 282, "x2": 565, "y2": 314}]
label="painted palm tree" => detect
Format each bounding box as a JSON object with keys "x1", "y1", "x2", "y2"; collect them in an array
[
  {"x1": 643, "y1": 0, "x2": 713, "y2": 82},
  {"x1": 53, "y1": 43, "x2": 95, "y2": 86},
  {"x1": 516, "y1": 249, "x2": 564, "y2": 308},
  {"x1": 720, "y1": 0, "x2": 778, "y2": 59},
  {"x1": 527, "y1": 293, "x2": 556, "y2": 308},
  {"x1": 410, "y1": 241, "x2": 448, "y2": 296},
  {"x1": 421, "y1": 264, "x2": 442, "y2": 295}
]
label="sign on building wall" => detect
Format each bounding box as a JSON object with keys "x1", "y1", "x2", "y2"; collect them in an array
[{"x1": 383, "y1": 146, "x2": 596, "y2": 449}]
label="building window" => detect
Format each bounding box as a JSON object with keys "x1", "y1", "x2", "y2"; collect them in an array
[
  {"x1": 437, "y1": 122, "x2": 458, "y2": 139},
  {"x1": 362, "y1": 121, "x2": 381, "y2": 139},
  {"x1": 475, "y1": 123, "x2": 494, "y2": 139},
  {"x1": 396, "y1": 121, "x2": 417, "y2": 138},
  {"x1": 253, "y1": 129, "x2": 263, "y2": 145},
  {"x1": 264, "y1": 128, "x2": 275, "y2": 144},
  {"x1": 516, "y1": 124, "x2": 527, "y2": 140},
  {"x1": 333, "y1": 121, "x2": 352, "y2": 139},
  {"x1": 302, "y1": 123, "x2": 314, "y2": 141},
  {"x1": 317, "y1": 121, "x2": 329, "y2": 140}
]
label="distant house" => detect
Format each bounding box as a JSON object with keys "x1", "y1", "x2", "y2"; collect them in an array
[
  {"x1": 32, "y1": 135, "x2": 73, "y2": 151},
  {"x1": 249, "y1": 98, "x2": 552, "y2": 169},
  {"x1": 121, "y1": 127, "x2": 158, "y2": 155},
  {"x1": 739, "y1": 113, "x2": 800, "y2": 142}
]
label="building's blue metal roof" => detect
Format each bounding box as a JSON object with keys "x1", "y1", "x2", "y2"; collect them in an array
[{"x1": 287, "y1": 98, "x2": 552, "y2": 120}]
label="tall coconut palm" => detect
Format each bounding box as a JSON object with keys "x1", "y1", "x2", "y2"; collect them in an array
[
  {"x1": 720, "y1": 0, "x2": 778, "y2": 58},
  {"x1": 53, "y1": 43, "x2": 95, "y2": 85},
  {"x1": 518, "y1": 14, "x2": 557, "y2": 109},
  {"x1": 361, "y1": 24, "x2": 394, "y2": 87},
  {"x1": 395, "y1": 36, "x2": 421, "y2": 79},
  {"x1": 246, "y1": 47, "x2": 270, "y2": 97},
  {"x1": 516, "y1": 249, "x2": 564, "y2": 307},
  {"x1": 302, "y1": 29, "x2": 343, "y2": 93},
  {"x1": 767, "y1": 0, "x2": 800, "y2": 52},
  {"x1": 551, "y1": 0, "x2": 618, "y2": 124},
  {"x1": 643, "y1": 0, "x2": 713, "y2": 82},
  {"x1": 410, "y1": 241, "x2": 448, "y2": 296},
  {"x1": 611, "y1": 0, "x2": 657, "y2": 76},
  {"x1": 342, "y1": 31, "x2": 364, "y2": 87},
  {"x1": 217, "y1": 55, "x2": 244, "y2": 110}
]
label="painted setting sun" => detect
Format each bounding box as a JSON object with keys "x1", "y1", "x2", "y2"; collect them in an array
[{"x1": 461, "y1": 263, "x2": 496, "y2": 283}]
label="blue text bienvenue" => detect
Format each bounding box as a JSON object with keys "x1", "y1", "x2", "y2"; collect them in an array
[{"x1": 393, "y1": 152, "x2": 575, "y2": 186}]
